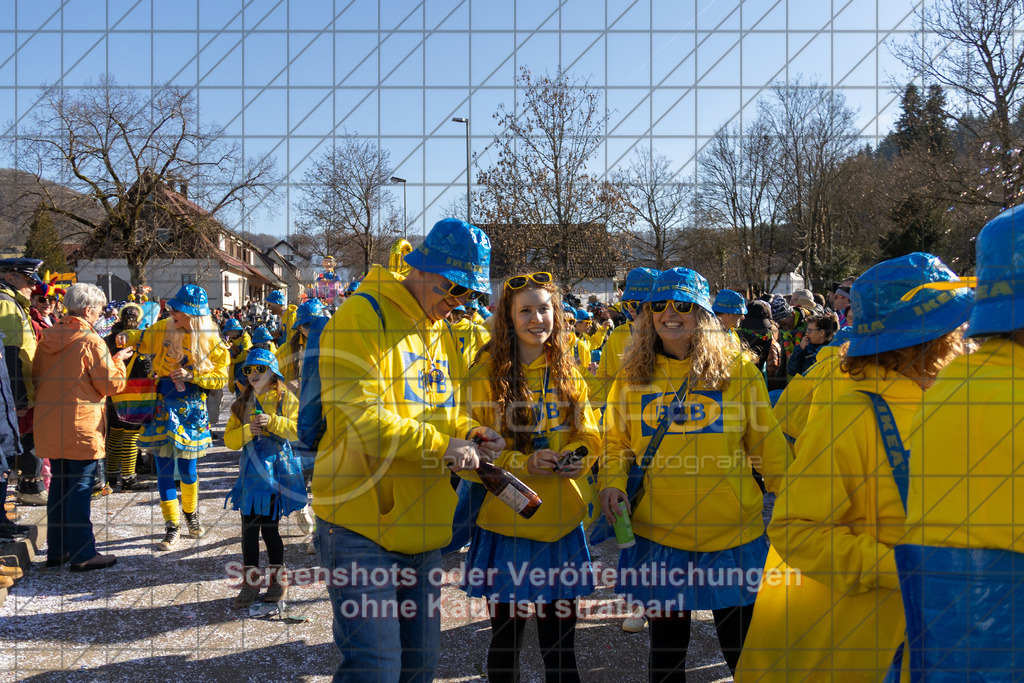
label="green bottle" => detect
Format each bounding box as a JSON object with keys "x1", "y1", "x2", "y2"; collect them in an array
[{"x1": 613, "y1": 500, "x2": 635, "y2": 548}]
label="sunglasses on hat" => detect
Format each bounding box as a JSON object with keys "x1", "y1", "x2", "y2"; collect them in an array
[
  {"x1": 442, "y1": 279, "x2": 483, "y2": 301},
  {"x1": 506, "y1": 272, "x2": 553, "y2": 290},
  {"x1": 243, "y1": 364, "x2": 269, "y2": 376},
  {"x1": 648, "y1": 300, "x2": 695, "y2": 314}
]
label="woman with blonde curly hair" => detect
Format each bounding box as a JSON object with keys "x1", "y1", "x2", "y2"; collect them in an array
[
  {"x1": 460, "y1": 271, "x2": 601, "y2": 683},
  {"x1": 117, "y1": 285, "x2": 229, "y2": 551},
  {"x1": 737, "y1": 252, "x2": 973, "y2": 682},
  {"x1": 599, "y1": 267, "x2": 791, "y2": 682}
]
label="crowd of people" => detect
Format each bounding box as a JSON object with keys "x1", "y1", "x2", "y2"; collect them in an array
[{"x1": 2, "y1": 208, "x2": 1023, "y2": 681}]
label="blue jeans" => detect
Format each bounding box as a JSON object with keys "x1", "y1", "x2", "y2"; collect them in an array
[
  {"x1": 47, "y1": 459, "x2": 98, "y2": 564},
  {"x1": 315, "y1": 518, "x2": 441, "y2": 683}
]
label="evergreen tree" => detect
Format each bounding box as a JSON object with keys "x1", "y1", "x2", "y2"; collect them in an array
[
  {"x1": 893, "y1": 84, "x2": 923, "y2": 154},
  {"x1": 23, "y1": 203, "x2": 67, "y2": 274}
]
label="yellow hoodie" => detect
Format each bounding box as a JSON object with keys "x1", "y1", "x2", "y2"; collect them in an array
[
  {"x1": 592, "y1": 322, "x2": 633, "y2": 408},
  {"x1": 452, "y1": 317, "x2": 490, "y2": 373},
  {"x1": 122, "y1": 317, "x2": 229, "y2": 391},
  {"x1": 311, "y1": 265, "x2": 479, "y2": 554},
  {"x1": 600, "y1": 354, "x2": 791, "y2": 552},
  {"x1": 772, "y1": 344, "x2": 849, "y2": 443},
  {"x1": 738, "y1": 366, "x2": 917, "y2": 682},
  {"x1": 461, "y1": 352, "x2": 601, "y2": 542},
  {"x1": 224, "y1": 385, "x2": 299, "y2": 450},
  {"x1": 228, "y1": 332, "x2": 252, "y2": 391},
  {"x1": 905, "y1": 338, "x2": 1024, "y2": 552}
]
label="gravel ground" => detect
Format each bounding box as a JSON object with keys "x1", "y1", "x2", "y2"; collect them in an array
[{"x1": 0, "y1": 404, "x2": 732, "y2": 682}]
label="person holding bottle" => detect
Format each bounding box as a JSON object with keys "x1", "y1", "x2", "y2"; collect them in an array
[
  {"x1": 599, "y1": 267, "x2": 791, "y2": 681},
  {"x1": 117, "y1": 285, "x2": 229, "y2": 551},
  {"x1": 312, "y1": 218, "x2": 506, "y2": 681},
  {"x1": 460, "y1": 271, "x2": 601, "y2": 683}
]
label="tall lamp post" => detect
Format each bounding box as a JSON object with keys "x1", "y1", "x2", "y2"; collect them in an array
[
  {"x1": 390, "y1": 176, "x2": 407, "y2": 239},
  {"x1": 451, "y1": 117, "x2": 470, "y2": 223}
]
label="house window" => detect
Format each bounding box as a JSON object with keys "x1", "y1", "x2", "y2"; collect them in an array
[
  {"x1": 224, "y1": 274, "x2": 230, "y2": 295},
  {"x1": 182, "y1": 274, "x2": 196, "y2": 286}
]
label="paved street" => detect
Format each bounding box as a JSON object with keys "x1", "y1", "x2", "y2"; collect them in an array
[{"x1": 0, "y1": 405, "x2": 731, "y2": 682}]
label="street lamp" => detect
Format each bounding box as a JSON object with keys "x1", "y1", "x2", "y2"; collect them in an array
[
  {"x1": 390, "y1": 176, "x2": 407, "y2": 239},
  {"x1": 451, "y1": 117, "x2": 470, "y2": 224}
]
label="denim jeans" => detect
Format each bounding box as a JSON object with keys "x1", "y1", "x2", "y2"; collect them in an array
[
  {"x1": 315, "y1": 518, "x2": 442, "y2": 683},
  {"x1": 47, "y1": 459, "x2": 98, "y2": 564}
]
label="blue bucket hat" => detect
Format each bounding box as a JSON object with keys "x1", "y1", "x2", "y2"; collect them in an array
[
  {"x1": 403, "y1": 218, "x2": 492, "y2": 295},
  {"x1": 968, "y1": 204, "x2": 1023, "y2": 337},
  {"x1": 265, "y1": 290, "x2": 286, "y2": 306},
  {"x1": 292, "y1": 299, "x2": 327, "y2": 329},
  {"x1": 712, "y1": 289, "x2": 748, "y2": 315},
  {"x1": 621, "y1": 268, "x2": 661, "y2": 302},
  {"x1": 479, "y1": 306, "x2": 492, "y2": 319},
  {"x1": 346, "y1": 280, "x2": 360, "y2": 294},
  {"x1": 223, "y1": 319, "x2": 243, "y2": 332},
  {"x1": 846, "y1": 252, "x2": 974, "y2": 358},
  {"x1": 464, "y1": 299, "x2": 478, "y2": 310},
  {"x1": 645, "y1": 267, "x2": 714, "y2": 314},
  {"x1": 827, "y1": 325, "x2": 853, "y2": 347},
  {"x1": 251, "y1": 326, "x2": 274, "y2": 344},
  {"x1": 575, "y1": 308, "x2": 592, "y2": 322},
  {"x1": 241, "y1": 347, "x2": 285, "y2": 380},
  {"x1": 166, "y1": 284, "x2": 210, "y2": 317},
  {"x1": 453, "y1": 305, "x2": 466, "y2": 313}
]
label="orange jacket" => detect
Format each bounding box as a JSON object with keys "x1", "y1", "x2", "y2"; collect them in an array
[{"x1": 33, "y1": 315, "x2": 127, "y2": 461}]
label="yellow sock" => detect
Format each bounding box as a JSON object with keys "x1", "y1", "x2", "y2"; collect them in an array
[
  {"x1": 181, "y1": 481, "x2": 199, "y2": 515},
  {"x1": 160, "y1": 499, "x2": 180, "y2": 526}
]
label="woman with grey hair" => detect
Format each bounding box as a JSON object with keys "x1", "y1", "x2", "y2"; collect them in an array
[{"x1": 34, "y1": 283, "x2": 133, "y2": 570}]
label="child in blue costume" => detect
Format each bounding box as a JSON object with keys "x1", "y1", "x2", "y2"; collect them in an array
[{"x1": 224, "y1": 348, "x2": 305, "y2": 608}]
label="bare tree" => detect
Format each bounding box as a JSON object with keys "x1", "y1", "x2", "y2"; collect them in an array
[
  {"x1": 892, "y1": 0, "x2": 1024, "y2": 208},
  {"x1": 12, "y1": 75, "x2": 279, "y2": 286},
  {"x1": 294, "y1": 135, "x2": 402, "y2": 276},
  {"x1": 476, "y1": 67, "x2": 622, "y2": 286},
  {"x1": 697, "y1": 117, "x2": 790, "y2": 295},
  {"x1": 611, "y1": 147, "x2": 691, "y2": 270},
  {"x1": 761, "y1": 79, "x2": 858, "y2": 289}
]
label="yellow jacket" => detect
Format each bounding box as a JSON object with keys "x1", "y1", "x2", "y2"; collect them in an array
[
  {"x1": 311, "y1": 264, "x2": 479, "y2": 554},
  {"x1": 592, "y1": 322, "x2": 633, "y2": 408},
  {"x1": 453, "y1": 318, "x2": 490, "y2": 372},
  {"x1": 462, "y1": 353, "x2": 601, "y2": 541},
  {"x1": 738, "y1": 366, "x2": 916, "y2": 681},
  {"x1": 587, "y1": 325, "x2": 610, "y2": 351},
  {"x1": 600, "y1": 354, "x2": 791, "y2": 552},
  {"x1": 224, "y1": 386, "x2": 299, "y2": 450},
  {"x1": 772, "y1": 344, "x2": 848, "y2": 443},
  {"x1": 0, "y1": 286, "x2": 36, "y2": 404},
  {"x1": 905, "y1": 338, "x2": 1024, "y2": 551},
  {"x1": 280, "y1": 304, "x2": 298, "y2": 348},
  {"x1": 122, "y1": 318, "x2": 229, "y2": 391},
  {"x1": 274, "y1": 335, "x2": 306, "y2": 387}
]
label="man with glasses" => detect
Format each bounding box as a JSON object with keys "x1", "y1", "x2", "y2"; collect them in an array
[
  {"x1": 0, "y1": 258, "x2": 44, "y2": 506},
  {"x1": 312, "y1": 218, "x2": 506, "y2": 681}
]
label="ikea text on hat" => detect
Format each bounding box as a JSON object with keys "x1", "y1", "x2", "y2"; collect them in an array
[{"x1": 968, "y1": 204, "x2": 1024, "y2": 337}]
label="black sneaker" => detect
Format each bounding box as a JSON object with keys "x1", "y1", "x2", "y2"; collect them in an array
[
  {"x1": 119, "y1": 476, "x2": 151, "y2": 492},
  {"x1": 183, "y1": 511, "x2": 205, "y2": 539}
]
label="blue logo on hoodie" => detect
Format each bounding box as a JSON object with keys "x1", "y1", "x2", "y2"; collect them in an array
[{"x1": 401, "y1": 351, "x2": 454, "y2": 408}]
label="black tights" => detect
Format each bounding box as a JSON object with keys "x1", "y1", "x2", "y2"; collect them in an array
[
  {"x1": 487, "y1": 600, "x2": 580, "y2": 683},
  {"x1": 240, "y1": 512, "x2": 283, "y2": 567},
  {"x1": 647, "y1": 602, "x2": 756, "y2": 682}
]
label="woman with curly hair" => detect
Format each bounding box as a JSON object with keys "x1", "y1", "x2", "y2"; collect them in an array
[
  {"x1": 117, "y1": 285, "x2": 229, "y2": 551},
  {"x1": 599, "y1": 267, "x2": 791, "y2": 682},
  {"x1": 460, "y1": 271, "x2": 601, "y2": 683},
  {"x1": 737, "y1": 252, "x2": 973, "y2": 682}
]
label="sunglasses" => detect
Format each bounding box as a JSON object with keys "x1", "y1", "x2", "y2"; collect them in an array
[
  {"x1": 505, "y1": 272, "x2": 553, "y2": 290},
  {"x1": 648, "y1": 300, "x2": 695, "y2": 315},
  {"x1": 442, "y1": 279, "x2": 483, "y2": 301},
  {"x1": 243, "y1": 364, "x2": 269, "y2": 376}
]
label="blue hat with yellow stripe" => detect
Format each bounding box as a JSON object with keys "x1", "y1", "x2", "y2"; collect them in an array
[
  {"x1": 645, "y1": 267, "x2": 714, "y2": 314},
  {"x1": 968, "y1": 204, "x2": 1023, "y2": 337},
  {"x1": 251, "y1": 326, "x2": 274, "y2": 344},
  {"x1": 404, "y1": 218, "x2": 492, "y2": 295},
  {"x1": 292, "y1": 298, "x2": 327, "y2": 329},
  {"x1": 166, "y1": 284, "x2": 210, "y2": 317},
  {"x1": 712, "y1": 289, "x2": 748, "y2": 315},
  {"x1": 575, "y1": 308, "x2": 592, "y2": 321},
  {"x1": 241, "y1": 347, "x2": 285, "y2": 380},
  {"x1": 265, "y1": 290, "x2": 286, "y2": 306},
  {"x1": 846, "y1": 252, "x2": 974, "y2": 357},
  {"x1": 621, "y1": 268, "x2": 660, "y2": 302}
]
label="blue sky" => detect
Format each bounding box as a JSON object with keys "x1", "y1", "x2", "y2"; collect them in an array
[{"x1": 1, "y1": 0, "x2": 925, "y2": 239}]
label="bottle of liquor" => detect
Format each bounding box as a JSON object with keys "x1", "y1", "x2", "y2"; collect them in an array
[
  {"x1": 471, "y1": 435, "x2": 543, "y2": 519},
  {"x1": 554, "y1": 446, "x2": 588, "y2": 472}
]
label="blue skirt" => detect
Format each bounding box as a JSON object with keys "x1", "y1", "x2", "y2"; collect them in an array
[
  {"x1": 139, "y1": 379, "x2": 211, "y2": 453},
  {"x1": 463, "y1": 525, "x2": 595, "y2": 604},
  {"x1": 617, "y1": 535, "x2": 769, "y2": 611}
]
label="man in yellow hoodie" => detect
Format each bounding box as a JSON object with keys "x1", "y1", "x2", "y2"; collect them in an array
[
  {"x1": 901, "y1": 206, "x2": 1024, "y2": 677},
  {"x1": 313, "y1": 218, "x2": 506, "y2": 681}
]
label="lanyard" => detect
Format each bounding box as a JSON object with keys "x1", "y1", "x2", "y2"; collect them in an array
[{"x1": 532, "y1": 366, "x2": 551, "y2": 433}]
